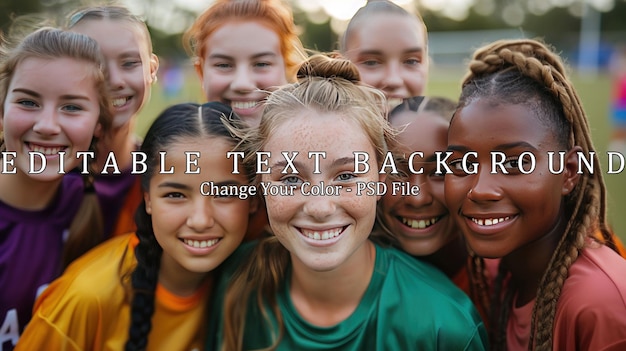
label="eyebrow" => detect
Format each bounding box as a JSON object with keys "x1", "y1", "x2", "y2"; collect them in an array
[
  {"x1": 270, "y1": 157, "x2": 356, "y2": 173},
  {"x1": 208, "y1": 52, "x2": 277, "y2": 60},
  {"x1": 357, "y1": 47, "x2": 424, "y2": 56},
  {"x1": 12, "y1": 88, "x2": 92, "y2": 101},
  {"x1": 447, "y1": 142, "x2": 538, "y2": 152},
  {"x1": 157, "y1": 182, "x2": 191, "y2": 190}
]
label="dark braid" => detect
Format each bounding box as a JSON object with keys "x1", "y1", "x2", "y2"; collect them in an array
[
  {"x1": 125, "y1": 202, "x2": 162, "y2": 351},
  {"x1": 460, "y1": 39, "x2": 616, "y2": 351},
  {"x1": 122, "y1": 102, "x2": 247, "y2": 350}
]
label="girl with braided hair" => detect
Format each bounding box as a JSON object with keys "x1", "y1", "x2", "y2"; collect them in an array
[
  {"x1": 210, "y1": 54, "x2": 488, "y2": 351},
  {"x1": 17, "y1": 102, "x2": 256, "y2": 351},
  {"x1": 444, "y1": 38, "x2": 626, "y2": 351}
]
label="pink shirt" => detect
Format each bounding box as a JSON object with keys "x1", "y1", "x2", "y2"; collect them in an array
[{"x1": 507, "y1": 242, "x2": 626, "y2": 350}]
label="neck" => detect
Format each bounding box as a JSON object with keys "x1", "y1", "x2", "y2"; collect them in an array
[
  {"x1": 288, "y1": 240, "x2": 376, "y2": 327},
  {"x1": 0, "y1": 172, "x2": 63, "y2": 210},
  {"x1": 502, "y1": 213, "x2": 567, "y2": 306},
  {"x1": 158, "y1": 254, "x2": 211, "y2": 297},
  {"x1": 95, "y1": 121, "x2": 137, "y2": 172},
  {"x1": 419, "y1": 235, "x2": 468, "y2": 278}
]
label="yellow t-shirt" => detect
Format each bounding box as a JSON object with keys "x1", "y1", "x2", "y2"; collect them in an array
[{"x1": 16, "y1": 234, "x2": 210, "y2": 351}]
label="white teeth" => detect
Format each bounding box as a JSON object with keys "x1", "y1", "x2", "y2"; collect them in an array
[
  {"x1": 471, "y1": 217, "x2": 510, "y2": 226},
  {"x1": 231, "y1": 101, "x2": 259, "y2": 109},
  {"x1": 112, "y1": 98, "x2": 127, "y2": 107},
  {"x1": 302, "y1": 227, "x2": 343, "y2": 241},
  {"x1": 400, "y1": 216, "x2": 440, "y2": 229},
  {"x1": 30, "y1": 145, "x2": 64, "y2": 155},
  {"x1": 183, "y1": 238, "x2": 219, "y2": 248}
]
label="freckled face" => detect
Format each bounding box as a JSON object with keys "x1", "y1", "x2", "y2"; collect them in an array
[
  {"x1": 196, "y1": 21, "x2": 288, "y2": 127},
  {"x1": 343, "y1": 13, "x2": 428, "y2": 108},
  {"x1": 444, "y1": 100, "x2": 572, "y2": 258},
  {"x1": 261, "y1": 111, "x2": 383, "y2": 272},
  {"x1": 380, "y1": 111, "x2": 457, "y2": 256},
  {"x1": 2, "y1": 57, "x2": 101, "y2": 181},
  {"x1": 144, "y1": 138, "x2": 252, "y2": 275}
]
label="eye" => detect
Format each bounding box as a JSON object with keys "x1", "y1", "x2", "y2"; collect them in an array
[
  {"x1": 336, "y1": 173, "x2": 356, "y2": 181},
  {"x1": 404, "y1": 58, "x2": 421, "y2": 66},
  {"x1": 281, "y1": 175, "x2": 303, "y2": 185},
  {"x1": 164, "y1": 192, "x2": 185, "y2": 199},
  {"x1": 62, "y1": 104, "x2": 83, "y2": 112},
  {"x1": 122, "y1": 60, "x2": 141, "y2": 68},
  {"x1": 448, "y1": 158, "x2": 473, "y2": 175},
  {"x1": 254, "y1": 61, "x2": 271, "y2": 68},
  {"x1": 214, "y1": 62, "x2": 232, "y2": 70},
  {"x1": 360, "y1": 59, "x2": 380, "y2": 67},
  {"x1": 17, "y1": 100, "x2": 38, "y2": 108},
  {"x1": 503, "y1": 158, "x2": 519, "y2": 169}
]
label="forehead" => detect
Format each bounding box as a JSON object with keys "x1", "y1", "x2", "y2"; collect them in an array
[
  {"x1": 394, "y1": 111, "x2": 449, "y2": 151},
  {"x1": 204, "y1": 21, "x2": 281, "y2": 58},
  {"x1": 264, "y1": 110, "x2": 376, "y2": 156},
  {"x1": 345, "y1": 13, "x2": 426, "y2": 53},
  {"x1": 449, "y1": 100, "x2": 558, "y2": 148},
  {"x1": 11, "y1": 56, "x2": 98, "y2": 92},
  {"x1": 71, "y1": 18, "x2": 151, "y2": 56}
]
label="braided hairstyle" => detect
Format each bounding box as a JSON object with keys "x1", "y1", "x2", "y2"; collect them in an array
[
  {"x1": 125, "y1": 102, "x2": 248, "y2": 351},
  {"x1": 459, "y1": 39, "x2": 617, "y2": 350}
]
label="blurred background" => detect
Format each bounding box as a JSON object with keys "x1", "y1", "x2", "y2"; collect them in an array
[{"x1": 2, "y1": 0, "x2": 625, "y2": 241}]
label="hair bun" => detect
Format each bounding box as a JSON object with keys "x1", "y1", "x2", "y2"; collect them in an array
[{"x1": 297, "y1": 54, "x2": 361, "y2": 83}]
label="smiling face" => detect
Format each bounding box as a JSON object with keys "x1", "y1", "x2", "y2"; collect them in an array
[
  {"x1": 71, "y1": 18, "x2": 157, "y2": 129},
  {"x1": 196, "y1": 21, "x2": 288, "y2": 127},
  {"x1": 444, "y1": 99, "x2": 577, "y2": 258},
  {"x1": 144, "y1": 137, "x2": 252, "y2": 275},
  {"x1": 261, "y1": 111, "x2": 382, "y2": 272},
  {"x1": 380, "y1": 111, "x2": 457, "y2": 256},
  {"x1": 343, "y1": 13, "x2": 428, "y2": 108},
  {"x1": 1, "y1": 57, "x2": 101, "y2": 180}
]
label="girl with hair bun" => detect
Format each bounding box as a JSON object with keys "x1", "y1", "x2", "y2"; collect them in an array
[
  {"x1": 444, "y1": 39, "x2": 626, "y2": 350},
  {"x1": 211, "y1": 54, "x2": 488, "y2": 351}
]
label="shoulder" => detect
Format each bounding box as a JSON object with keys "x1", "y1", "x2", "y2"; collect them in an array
[
  {"x1": 34, "y1": 234, "x2": 135, "y2": 315},
  {"x1": 554, "y1": 244, "x2": 626, "y2": 348},
  {"x1": 374, "y1": 245, "x2": 487, "y2": 346},
  {"x1": 560, "y1": 244, "x2": 626, "y2": 307}
]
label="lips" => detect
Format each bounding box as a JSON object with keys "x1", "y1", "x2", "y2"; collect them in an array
[
  {"x1": 26, "y1": 142, "x2": 67, "y2": 155},
  {"x1": 112, "y1": 96, "x2": 131, "y2": 108},
  {"x1": 181, "y1": 238, "x2": 220, "y2": 248},
  {"x1": 399, "y1": 215, "x2": 441, "y2": 229},
  {"x1": 299, "y1": 226, "x2": 346, "y2": 241},
  {"x1": 230, "y1": 100, "x2": 261, "y2": 110},
  {"x1": 469, "y1": 216, "x2": 511, "y2": 226}
]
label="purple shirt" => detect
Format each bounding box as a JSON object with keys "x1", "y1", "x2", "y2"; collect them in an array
[
  {"x1": 0, "y1": 175, "x2": 83, "y2": 350},
  {"x1": 94, "y1": 170, "x2": 139, "y2": 238}
]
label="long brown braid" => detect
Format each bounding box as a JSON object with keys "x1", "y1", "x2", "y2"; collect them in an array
[{"x1": 459, "y1": 39, "x2": 617, "y2": 350}]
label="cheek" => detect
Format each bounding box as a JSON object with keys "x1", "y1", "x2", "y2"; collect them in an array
[
  {"x1": 444, "y1": 178, "x2": 466, "y2": 210},
  {"x1": 203, "y1": 73, "x2": 228, "y2": 99}
]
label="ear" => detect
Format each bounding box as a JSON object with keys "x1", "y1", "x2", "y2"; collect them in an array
[
  {"x1": 193, "y1": 58, "x2": 204, "y2": 83},
  {"x1": 144, "y1": 191, "x2": 152, "y2": 215},
  {"x1": 149, "y1": 53, "x2": 159, "y2": 84},
  {"x1": 562, "y1": 146, "x2": 582, "y2": 195},
  {"x1": 93, "y1": 123, "x2": 103, "y2": 139}
]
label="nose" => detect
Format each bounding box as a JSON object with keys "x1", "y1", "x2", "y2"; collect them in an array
[
  {"x1": 403, "y1": 175, "x2": 433, "y2": 208},
  {"x1": 186, "y1": 198, "x2": 216, "y2": 231},
  {"x1": 230, "y1": 65, "x2": 256, "y2": 93},
  {"x1": 467, "y1": 164, "x2": 503, "y2": 202},
  {"x1": 108, "y1": 65, "x2": 125, "y2": 90},
  {"x1": 382, "y1": 61, "x2": 403, "y2": 90},
  {"x1": 33, "y1": 107, "x2": 61, "y2": 136},
  {"x1": 302, "y1": 187, "x2": 337, "y2": 221}
]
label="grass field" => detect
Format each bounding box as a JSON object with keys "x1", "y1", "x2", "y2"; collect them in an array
[{"x1": 136, "y1": 64, "x2": 626, "y2": 243}]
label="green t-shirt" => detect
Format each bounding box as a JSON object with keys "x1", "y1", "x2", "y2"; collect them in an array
[{"x1": 208, "y1": 243, "x2": 488, "y2": 351}]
